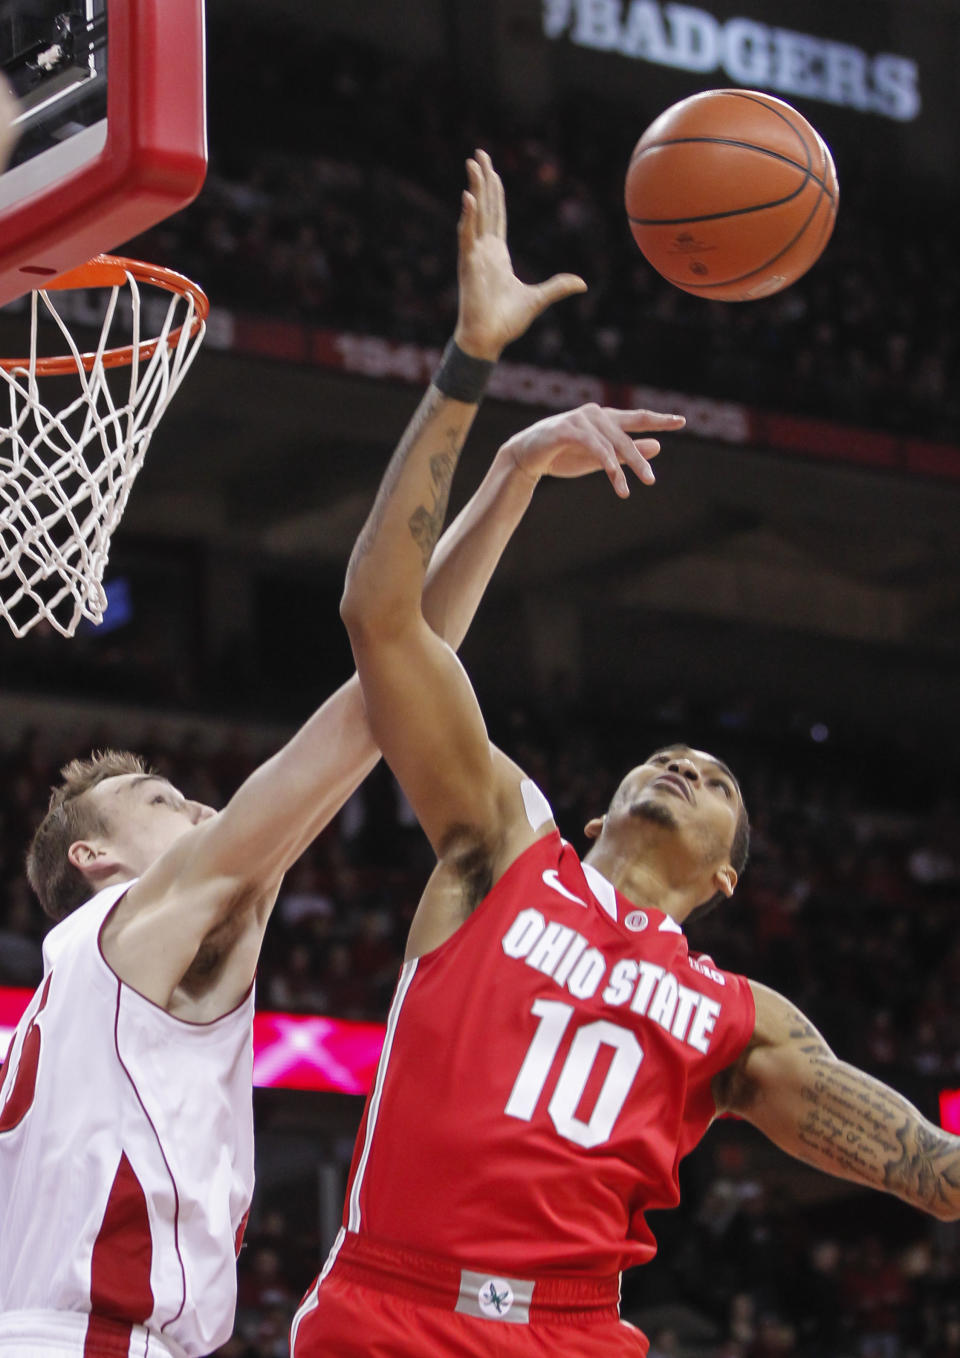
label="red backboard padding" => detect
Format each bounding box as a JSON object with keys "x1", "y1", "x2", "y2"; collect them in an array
[{"x1": 0, "y1": 0, "x2": 206, "y2": 308}]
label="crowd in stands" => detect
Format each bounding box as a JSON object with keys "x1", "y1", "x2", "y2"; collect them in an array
[
  {"x1": 122, "y1": 26, "x2": 960, "y2": 443},
  {"x1": 2, "y1": 691, "x2": 960, "y2": 1355}
]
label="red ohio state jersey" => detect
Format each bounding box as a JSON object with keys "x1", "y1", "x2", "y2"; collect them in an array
[{"x1": 343, "y1": 825, "x2": 755, "y2": 1277}]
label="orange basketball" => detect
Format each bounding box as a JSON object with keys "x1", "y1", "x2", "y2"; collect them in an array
[{"x1": 625, "y1": 89, "x2": 838, "y2": 301}]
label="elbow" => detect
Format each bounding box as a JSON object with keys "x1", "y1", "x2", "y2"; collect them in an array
[
  {"x1": 339, "y1": 582, "x2": 364, "y2": 638},
  {"x1": 340, "y1": 570, "x2": 382, "y2": 640},
  {"x1": 340, "y1": 578, "x2": 406, "y2": 648}
]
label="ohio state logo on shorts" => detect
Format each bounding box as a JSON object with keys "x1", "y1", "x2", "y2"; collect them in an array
[
  {"x1": 456, "y1": 1269, "x2": 534, "y2": 1323},
  {"x1": 478, "y1": 1278, "x2": 514, "y2": 1317}
]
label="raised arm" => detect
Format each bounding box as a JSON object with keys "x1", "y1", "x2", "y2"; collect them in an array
[
  {"x1": 102, "y1": 413, "x2": 627, "y2": 1006},
  {"x1": 106, "y1": 153, "x2": 682, "y2": 1010},
  {"x1": 714, "y1": 980, "x2": 960, "y2": 1221},
  {"x1": 341, "y1": 151, "x2": 678, "y2": 864}
]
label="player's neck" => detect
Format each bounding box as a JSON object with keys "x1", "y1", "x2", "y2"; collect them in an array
[{"x1": 582, "y1": 843, "x2": 697, "y2": 925}]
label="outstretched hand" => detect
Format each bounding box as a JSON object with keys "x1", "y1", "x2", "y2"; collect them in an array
[
  {"x1": 454, "y1": 150, "x2": 586, "y2": 362},
  {"x1": 500, "y1": 404, "x2": 686, "y2": 499}
]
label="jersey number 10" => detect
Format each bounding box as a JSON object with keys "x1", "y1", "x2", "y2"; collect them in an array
[{"x1": 504, "y1": 999, "x2": 643, "y2": 1148}]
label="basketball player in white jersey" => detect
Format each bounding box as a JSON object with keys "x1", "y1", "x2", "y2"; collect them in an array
[
  {"x1": 0, "y1": 225, "x2": 685, "y2": 1352},
  {"x1": 325, "y1": 151, "x2": 960, "y2": 1354}
]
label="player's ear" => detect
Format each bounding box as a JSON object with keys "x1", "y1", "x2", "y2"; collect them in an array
[
  {"x1": 584, "y1": 815, "x2": 605, "y2": 841},
  {"x1": 68, "y1": 840, "x2": 118, "y2": 881},
  {"x1": 68, "y1": 840, "x2": 97, "y2": 870},
  {"x1": 712, "y1": 864, "x2": 737, "y2": 899}
]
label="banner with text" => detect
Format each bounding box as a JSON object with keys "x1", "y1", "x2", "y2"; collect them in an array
[{"x1": 538, "y1": 0, "x2": 960, "y2": 186}]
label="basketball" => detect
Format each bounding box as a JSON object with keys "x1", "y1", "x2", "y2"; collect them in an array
[{"x1": 625, "y1": 89, "x2": 838, "y2": 302}]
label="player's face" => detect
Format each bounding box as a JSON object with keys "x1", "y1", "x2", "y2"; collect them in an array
[
  {"x1": 610, "y1": 746, "x2": 741, "y2": 870},
  {"x1": 86, "y1": 773, "x2": 217, "y2": 873}
]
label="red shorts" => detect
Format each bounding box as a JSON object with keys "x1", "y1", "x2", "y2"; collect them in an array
[{"x1": 291, "y1": 1232, "x2": 649, "y2": 1358}]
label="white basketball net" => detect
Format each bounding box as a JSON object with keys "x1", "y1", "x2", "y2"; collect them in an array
[{"x1": 0, "y1": 266, "x2": 206, "y2": 637}]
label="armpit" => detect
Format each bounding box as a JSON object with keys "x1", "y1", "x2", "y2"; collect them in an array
[
  {"x1": 712, "y1": 1036, "x2": 762, "y2": 1115},
  {"x1": 180, "y1": 888, "x2": 260, "y2": 994},
  {"x1": 439, "y1": 823, "x2": 498, "y2": 913}
]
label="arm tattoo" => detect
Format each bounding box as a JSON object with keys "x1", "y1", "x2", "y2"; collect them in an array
[
  {"x1": 786, "y1": 1008, "x2": 831, "y2": 1055},
  {"x1": 348, "y1": 387, "x2": 463, "y2": 574},
  {"x1": 792, "y1": 1046, "x2": 960, "y2": 1217},
  {"x1": 884, "y1": 1117, "x2": 960, "y2": 1213},
  {"x1": 408, "y1": 447, "x2": 456, "y2": 566}
]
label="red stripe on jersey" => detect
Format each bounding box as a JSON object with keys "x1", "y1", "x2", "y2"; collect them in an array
[
  {"x1": 0, "y1": 1034, "x2": 11, "y2": 1094},
  {"x1": 235, "y1": 1207, "x2": 251, "y2": 1258},
  {"x1": 0, "y1": 974, "x2": 51, "y2": 1130},
  {"x1": 89, "y1": 1151, "x2": 155, "y2": 1326},
  {"x1": 108, "y1": 976, "x2": 187, "y2": 1334},
  {"x1": 83, "y1": 1314, "x2": 136, "y2": 1357}
]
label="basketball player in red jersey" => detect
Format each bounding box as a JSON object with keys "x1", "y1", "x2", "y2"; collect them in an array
[
  {"x1": 0, "y1": 269, "x2": 668, "y2": 1350},
  {"x1": 294, "y1": 150, "x2": 960, "y2": 1356}
]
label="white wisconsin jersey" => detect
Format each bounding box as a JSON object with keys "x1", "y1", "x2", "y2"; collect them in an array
[{"x1": 0, "y1": 883, "x2": 255, "y2": 1358}]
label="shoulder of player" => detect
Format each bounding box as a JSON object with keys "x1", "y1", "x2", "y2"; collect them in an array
[
  {"x1": 104, "y1": 823, "x2": 279, "y2": 957},
  {"x1": 677, "y1": 944, "x2": 731, "y2": 990},
  {"x1": 494, "y1": 755, "x2": 558, "y2": 868},
  {"x1": 712, "y1": 979, "x2": 833, "y2": 1113},
  {"x1": 745, "y1": 979, "x2": 832, "y2": 1052},
  {"x1": 407, "y1": 755, "x2": 556, "y2": 958},
  {"x1": 443, "y1": 747, "x2": 556, "y2": 879},
  {"x1": 101, "y1": 860, "x2": 275, "y2": 1012}
]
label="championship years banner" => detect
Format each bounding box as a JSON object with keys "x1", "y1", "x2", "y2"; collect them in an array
[{"x1": 2, "y1": 275, "x2": 957, "y2": 481}]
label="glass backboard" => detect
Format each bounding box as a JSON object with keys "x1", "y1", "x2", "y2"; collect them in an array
[{"x1": 0, "y1": 0, "x2": 206, "y2": 307}]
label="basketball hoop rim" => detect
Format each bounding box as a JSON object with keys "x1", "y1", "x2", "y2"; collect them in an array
[{"x1": 0, "y1": 254, "x2": 210, "y2": 376}]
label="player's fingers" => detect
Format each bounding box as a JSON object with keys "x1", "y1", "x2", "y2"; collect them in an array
[
  {"x1": 465, "y1": 157, "x2": 485, "y2": 235},
  {"x1": 477, "y1": 149, "x2": 507, "y2": 238},
  {"x1": 573, "y1": 406, "x2": 661, "y2": 487},
  {"x1": 581, "y1": 427, "x2": 632, "y2": 498},
  {"x1": 606, "y1": 407, "x2": 686, "y2": 431},
  {"x1": 531, "y1": 272, "x2": 589, "y2": 315},
  {"x1": 458, "y1": 191, "x2": 477, "y2": 253},
  {"x1": 630, "y1": 438, "x2": 660, "y2": 484},
  {"x1": 603, "y1": 417, "x2": 657, "y2": 485},
  {"x1": 605, "y1": 456, "x2": 631, "y2": 498},
  {"x1": 561, "y1": 421, "x2": 629, "y2": 497}
]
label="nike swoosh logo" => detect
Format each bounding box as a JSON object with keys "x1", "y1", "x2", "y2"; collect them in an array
[{"x1": 542, "y1": 869, "x2": 588, "y2": 908}]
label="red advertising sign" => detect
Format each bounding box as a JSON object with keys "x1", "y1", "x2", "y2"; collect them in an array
[
  {"x1": 0, "y1": 986, "x2": 384, "y2": 1095},
  {"x1": 939, "y1": 1089, "x2": 960, "y2": 1135}
]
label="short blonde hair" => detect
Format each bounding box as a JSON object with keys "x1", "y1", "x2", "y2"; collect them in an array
[{"x1": 26, "y1": 750, "x2": 150, "y2": 921}]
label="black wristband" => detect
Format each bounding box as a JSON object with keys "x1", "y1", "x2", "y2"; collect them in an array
[{"x1": 432, "y1": 339, "x2": 495, "y2": 404}]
